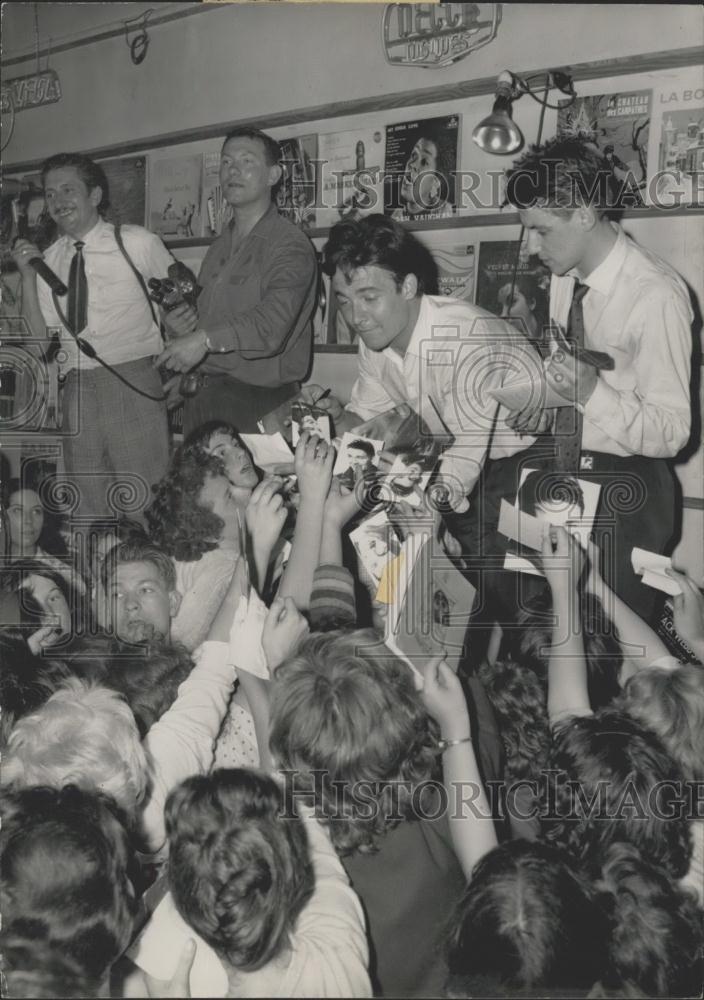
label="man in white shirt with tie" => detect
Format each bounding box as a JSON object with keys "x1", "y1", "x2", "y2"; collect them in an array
[
  {"x1": 12, "y1": 153, "x2": 173, "y2": 520},
  {"x1": 504, "y1": 136, "x2": 693, "y2": 619},
  {"x1": 313, "y1": 214, "x2": 543, "y2": 570}
]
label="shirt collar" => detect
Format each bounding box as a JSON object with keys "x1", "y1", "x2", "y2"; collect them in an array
[
  {"x1": 57, "y1": 217, "x2": 110, "y2": 250},
  {"x1": 379, "y1": 294, "x2": 429, "y2": 366},
  {"x1": 227, "y1": 201, "x2": 278, "y2": 243},
  {"x1": 568, "y1": 223, "x2": 626, "y2": 296}
]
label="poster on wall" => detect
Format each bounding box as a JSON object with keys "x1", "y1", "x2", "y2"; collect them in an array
[
  {"x1": 99, "y1": 155, "x2": 147, "y2": 227},
  {"x1": 653, "y1": 106, "x2": 704, "y2": 207},
  {"x1": 201, "y1": 151, "x2": 233, "y2": 238},
  {"x1": 475, "y1": 240, "x2": 551, "y2": 348},
  {"x1": 277, "y1": 133, "x2": 318, "y2": 231},
  {"x1": 557, "y1": 90, "x2": 652, "y2": 206},
  {"x1": 316, "y1": 127, "x2": 385, "y2": 228},
  {"x1": 150, "y1": 155, "x2": 203, "y2": 240},
  {"x1": 423, "y1": 240, "x2": 476, "y2": 302},
  {"x1": 384, "y1": 114, "x2": 460, "y2": 221}
]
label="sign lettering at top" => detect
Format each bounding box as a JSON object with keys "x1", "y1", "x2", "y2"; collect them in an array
[
  {"x1": 1, "y1": 69, "x2": 62, "y2": 114},
  {"x1": 383, "y1": 3, "x2": 502, "y2": 69}
]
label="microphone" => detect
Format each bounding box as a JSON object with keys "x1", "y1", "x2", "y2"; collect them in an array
[{"x1": 28, "y1": 256, "x2": 68, "y2": 297}]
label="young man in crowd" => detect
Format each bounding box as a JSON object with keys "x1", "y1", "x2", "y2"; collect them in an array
[
  {"x1": 157, "y1": 127, "x2": 318, "y2": 434},
  {"x1": 12, "y1": 154, "x2": 172, "y2": 520},
  {"x1": 503, "y1": 136, "x2": 693, "y2": 618}
]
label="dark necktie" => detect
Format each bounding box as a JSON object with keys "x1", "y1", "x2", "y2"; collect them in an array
[
  {"x1": 553, "y1": 280, "x2": 589, "y2": 473},
  {"x1": 67, "y1": 240, "x2": 88, "y2": 334}
]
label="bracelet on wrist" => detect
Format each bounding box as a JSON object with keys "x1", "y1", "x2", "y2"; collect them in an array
[{"x1": 437, "y1": 735, "x2": 473, "y2": 753}]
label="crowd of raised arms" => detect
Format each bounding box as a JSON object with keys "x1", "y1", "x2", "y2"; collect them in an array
[{"x1": 1, "y1": 129, "x2": 702, "y2": 998}]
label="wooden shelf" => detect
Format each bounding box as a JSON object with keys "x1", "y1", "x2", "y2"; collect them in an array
[{"x1": 165, "y1": 204, "x2": 704, "y2": 250}]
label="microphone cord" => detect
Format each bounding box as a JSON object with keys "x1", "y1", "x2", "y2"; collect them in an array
[{"x1": 51, "y1": 291, "x2": 168, "y2": 403}]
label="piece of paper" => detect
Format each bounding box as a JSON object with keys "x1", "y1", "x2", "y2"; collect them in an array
[
  {"x1": 631, "y1": 547, "x2": 683, "y2": 596},
  {"x1": 240, "y1": 432, "x2": 294, "y2": 471},
  {"x1": 497, "y1": 499, "x2": 545, "y2": 551}
]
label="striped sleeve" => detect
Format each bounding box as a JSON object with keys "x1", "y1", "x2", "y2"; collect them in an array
[{"x1": 309, "y1": 565, "x2": 357, "y2": 630}]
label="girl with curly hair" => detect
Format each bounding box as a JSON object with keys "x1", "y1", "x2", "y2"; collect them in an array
[{"x1": 146, "y1": 421, "x2": 285, "y2": 651}]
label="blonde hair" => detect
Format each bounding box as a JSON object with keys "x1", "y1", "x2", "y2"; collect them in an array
[
  {"x1": 2, "y1": 678, "x2": 148, "y2": 813},
  {"x1": 619, "y1": 665, "x2": 704, "y2": 781}
]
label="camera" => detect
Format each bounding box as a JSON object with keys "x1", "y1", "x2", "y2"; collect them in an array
[{"x1": 148, "y1": 261, "x2": 201, "y2": 312}]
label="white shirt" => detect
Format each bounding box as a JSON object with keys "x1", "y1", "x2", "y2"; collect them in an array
[
  {"x1": 128, "y1": 808, "x2": 372, "y2": 998},
  {"x1": 37, "y1": 219, "x2": 173, "y2": 371},
  {"x1": 139, "y1": 640, "x2": 235, "y2": 855},
  {"x1": 347, "y1": 294, "x2": 537, "y2": 508},
  {"x1": 551, "y1": 225, "x2": 692, "y2": 458}
]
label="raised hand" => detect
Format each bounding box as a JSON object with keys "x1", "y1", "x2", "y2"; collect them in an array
[
  {"x1": 419, "y1": 654, "x2": 470, "y2": 741},
  {"x1": 539, "y1": 523, "x2": 586, "y2": 593},
  {"x1": 294, "y1": 431, "x2": 335, "y2": 504},
  {"x1": 262, "y1": 595, "x2": 310, "y2": 670},
  {"x1": 245, "y1": 477, "x2": 287, "y2": 552},
  {"x1": 324, "y1": 476, "x2": 363, "y2": 528},
  {"x1": 10, "y1": 239, "x2": 42, "y2": 277}
]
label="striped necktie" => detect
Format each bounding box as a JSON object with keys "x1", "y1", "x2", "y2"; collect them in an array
[
  {"x1": 67, "y1": 240, "x2": 88, "y2": 334},
  {"x1": 553, "y1": 280, "x2": 589, "y2": 472}
]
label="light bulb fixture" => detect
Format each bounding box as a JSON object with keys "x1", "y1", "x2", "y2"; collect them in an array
[{"x1": 473, "y1": 68, "x2": 576, "y2": 156}]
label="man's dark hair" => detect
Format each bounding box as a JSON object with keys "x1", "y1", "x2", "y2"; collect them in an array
[
  {"x1": 322, "y1": 213, "x2": 436, "y2": 293},
  {"x1": 40, "y1": 153, "x2": 110, "y2": 216},
  {"x1": 504, "y1": 136, "x2": 620, "y2": 216},
  {"x1": 0, "y1": 784, "x2": 138, "y2": 983},
  {"x1": 101, "y1": 539, "x2": 177, "y2": 594},
  {"x1": 222, "y1": 127, "x2": 282, "y2": 169},
  {"x1": 347, "y1": 438, "x2": 376, "y2": 460}
]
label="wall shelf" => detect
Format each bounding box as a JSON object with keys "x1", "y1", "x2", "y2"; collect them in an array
[{"x1": 165, "y1": 204, "x2": 703, "y2": 250}]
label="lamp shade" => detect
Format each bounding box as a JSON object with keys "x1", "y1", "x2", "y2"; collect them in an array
[
  {"x1": 472, "y1": 95, "x2": 524, "y2": 155},
  {"x1": 473, "y1": 71, "x2": 525, "y2": 155}
]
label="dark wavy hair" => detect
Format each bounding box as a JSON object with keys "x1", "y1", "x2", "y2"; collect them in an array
[
  {"x1": 478, "y1": 657, "x2": 551, "y2": 786},
  {"x1": 0, "y1": 933, "x2": 99, "y2": 999},
  {"x1": 61, "y1": 634, "x2": 193, "y2": 738},
  {"x1": 270, "y1": 629, "x2": 439, "y2": 855},
  {"x1": 596, "y1": 842, "x2": 704, "y2": 998},
  {"x1": 0, "y1": 784, "x2": 138, "y2": 983},
  {"x1": 504, "y1": 135, "x2": 620, "y2": 215},
  {"x1": 146, "y1": 422, "x2": 252, "y2": 562},
  {"x1": 1, "y1": 478, "x2": 68, "y2": 559},
  {"x1": 146, "y1": 453, "x2": 226, "y2": 562},
  {"x1": 165, "y1": 769, "x2": 314, "y2": 972},
  {"x1": 540, "y1": 710, "x2": 691, "y2": 879},
  {"x1": 447, "y1": 839, "x2": 604, "y2": 996},
  {"x1": 322, "y1": 213, "x2": 436, "y2": 293},
  {"x1": 7, "y1": 559, "x2": 87, "y2": 639}
]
